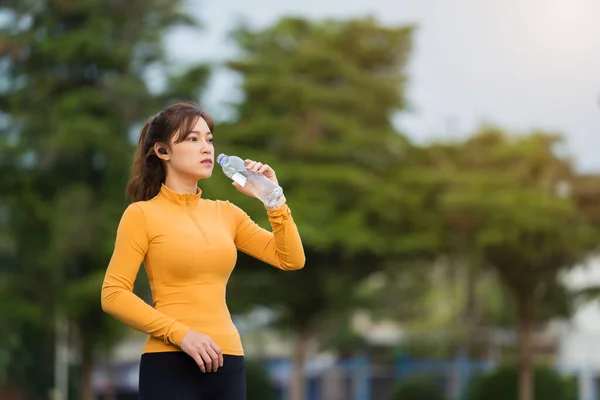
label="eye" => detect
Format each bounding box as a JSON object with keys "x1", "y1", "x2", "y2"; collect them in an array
[
  {"x1": 187, "y1": 135, "x2": 198, "y2": 142},
  {"x1": 208, "y1": 137, "x2": 214, "y2": 143}
]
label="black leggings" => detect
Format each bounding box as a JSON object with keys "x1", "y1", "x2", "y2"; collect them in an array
[{"x1": 138, "y1": 351, "x2": 246, "y2": 400}]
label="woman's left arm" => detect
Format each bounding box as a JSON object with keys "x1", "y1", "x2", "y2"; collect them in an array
[
  {"x1": 229, "y1": 159, "x2": 305, "y2": 270},
  {"x1": 230, "y1": 202, "x2": 305, "y2": 270}
]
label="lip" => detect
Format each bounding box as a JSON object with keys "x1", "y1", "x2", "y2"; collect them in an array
[{"x1": 201, "y1": 159, "x2": 213, "y2": 165}]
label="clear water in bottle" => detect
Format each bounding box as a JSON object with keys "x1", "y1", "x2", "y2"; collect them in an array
[{"x1": 216, "y1": 153, "x2": 285, "y2": 209}]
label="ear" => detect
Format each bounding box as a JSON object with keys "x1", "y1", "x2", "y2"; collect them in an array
[{"x1": 153, "y1": 143, "x2": 170, "y2": 161}]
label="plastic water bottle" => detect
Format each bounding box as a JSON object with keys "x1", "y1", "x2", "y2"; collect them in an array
[{"x1": 216, "y1": 153, "x2": 286, "y2": 209}]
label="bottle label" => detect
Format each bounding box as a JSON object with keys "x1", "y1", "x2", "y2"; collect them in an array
[{"x1": 232, "y1": 172, "x2": 247, "y2": 187}]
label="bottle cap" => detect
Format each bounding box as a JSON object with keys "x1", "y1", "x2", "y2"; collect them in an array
[{"x1": 216, "y1": 153, "x2": 228, "y2": 166}]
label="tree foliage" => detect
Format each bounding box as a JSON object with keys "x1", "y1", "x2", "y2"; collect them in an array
[
  {"x1": 2, "y1": 4, "x2": 600, "y2": 400},
  {"x1": 0, "y1": 1, "x2": 209, "y2": 397},
  {"x1": 468, "y1": 364, "x2": 577, "y2": 400},
  {"x1": 417, "y1": 127, "x2": 600, "y2": 400},
  {"x1": 199, "y1": 16, "x2": 428, "y2": 400}
]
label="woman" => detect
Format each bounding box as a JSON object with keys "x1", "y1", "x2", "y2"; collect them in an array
[{"x1": 101, "y1": 102, "x2": 305, "y2": 400}]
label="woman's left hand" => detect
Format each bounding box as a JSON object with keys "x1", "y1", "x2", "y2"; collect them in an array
[{"x1": 232, "y1": 159, "x2": 279, "y2": 197}]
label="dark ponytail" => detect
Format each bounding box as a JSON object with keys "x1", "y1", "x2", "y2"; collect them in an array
[{"x1": 125, "y1": 102, "x2": 214, "y2": 203}]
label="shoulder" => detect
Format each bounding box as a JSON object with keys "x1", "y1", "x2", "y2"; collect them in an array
[
  {"x1": 125, "y1": 201, "x2": 147, "y2": 214},
  {"x1": 205, "y1": 198, "x2": 243, "y2": 213},
  {"x1": 127, "y1": 197, "x2": 168, "y2": 217},
  {"x1": 203, "y1": 199, "x2": 248, "y2": 220},
  {"x1": 119, "y1": 201, "x2": 148, "y2": 224},
  {"x1": 113, "y1": 202, "x2": 149, "y2": 239},
  {"x1": 200, "y1": 198, "x2": 239, "y2": 209}
]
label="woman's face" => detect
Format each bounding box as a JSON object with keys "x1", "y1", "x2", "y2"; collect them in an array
[{"x1": 165, "y1": 117, "x2": 214, "y2": 181}]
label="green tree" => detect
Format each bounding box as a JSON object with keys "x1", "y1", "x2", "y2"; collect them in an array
[
  {"x1": 392, "y1": 375, "x2": 445, "y2": 400},
  {"x1": 0, "y1": 1, "x2": 210, "y2": 398},
  {"x1": 468, "y1": 364, "x2": 577, "y2": 400},
  {"x1": 200, "y1": 16, "x2": 442, "y2": 400},
  {"x1": 420, "y1": 128, "x2": 600, "y2": 400}
]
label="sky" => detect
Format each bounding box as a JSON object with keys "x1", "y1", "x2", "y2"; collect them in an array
[{"x1": 165, "y1": 0, "x2": 600, "y2": 171}]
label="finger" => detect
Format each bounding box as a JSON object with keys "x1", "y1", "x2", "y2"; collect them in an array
[
  {"x1": 257, "y1": 164, "x2": 271, "y2": 174},
  {"x1": 205, "y1": 347, "x2": 220, "y2": 372},
  {"x1": 251, "y1": 162, "x2": 263, "y2": 173},
  {"x1": 233, "y1": 182, "x2": 256, "y2": 198},
  {"x1": 199, "y1": 349, "x2": 212, "y2": 372},
  {"x1": 244, "y1": 159, "x2": 253, "y2": 165},
  {"x1": 193, "y1": 353, "x2": 206, "y2": 373},
  {"x1": 210, "y1": 342, "x2": 224, "y2": 367},
  {"x1": 245, "y1": 161, "x2": 257, "y2": 171}
]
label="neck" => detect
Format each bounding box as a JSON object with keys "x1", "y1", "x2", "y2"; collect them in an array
[{"x1": 164, "y1": 174, "x2": 199, "y2": 195}]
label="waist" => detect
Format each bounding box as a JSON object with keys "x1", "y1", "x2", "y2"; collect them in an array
[
  {"x1": 146, "y1": 284, "x2": 243, "y2": 355},
  {"x1": 140, "y1": 352, "x2": 245, "y2": 374},
  {"x1": 143, "y1": 329, "x2": 244, "y2": 356},
  {"x1": 153, "y1": 283, "x2": 233, "y2": 327}
]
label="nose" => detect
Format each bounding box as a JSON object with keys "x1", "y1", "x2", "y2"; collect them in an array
[{"x1": 201, "y1": 140, "x2": 212, "y2": 154}]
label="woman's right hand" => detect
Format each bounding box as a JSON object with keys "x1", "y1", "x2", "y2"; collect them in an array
[{"x1": 179, "y1": 330, "x2": 223, "y2": 372}]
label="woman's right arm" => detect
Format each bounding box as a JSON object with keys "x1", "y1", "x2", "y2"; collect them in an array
[{"x1": 101, "y1": 204, "x2": 190, "y2": 347}]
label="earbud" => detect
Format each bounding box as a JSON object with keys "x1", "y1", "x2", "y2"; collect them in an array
[{"x1": 158, "y1": 148, "x2": 167, "y2": 155}]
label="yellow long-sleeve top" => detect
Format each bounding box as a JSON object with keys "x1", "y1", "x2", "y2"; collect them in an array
[{"x1": 101, "y1": 184, "x2": 305, "y2": 356}]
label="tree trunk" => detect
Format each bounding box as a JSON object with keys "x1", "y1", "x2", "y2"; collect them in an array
[
  {"x1": 450, "y1": 255, "x2": 480, "y2": 400},
  {"x1": 80, "y1": 337, "x2": 95, "y2": 400},
  {"x1": 457, "y1": 246, "x2": 482, "y2": 357},
  {"x1": 290, "y1": 329, "x2": 310, "y2": 400},
  {"x1": 54, "y1": 314, "x2": 70, "y2": 400},
  {"x1": 518, "y1": 298, "x2": 535, "y2": 400},
  {"x1": 464, "y1": 262, "x2": 481, "y2": 353}
]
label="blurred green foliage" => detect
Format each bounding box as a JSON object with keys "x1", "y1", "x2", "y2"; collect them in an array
[
  {"x1": 392, "y1": 375, "x2": 445, "y2": 400},
  {"x1": 0, "y1": 0, "x2": 209, "y2": 397},
  {"x1": 468, "y1": 364, "x2": 578, "y2": 400},
  {"x1": 1, "y1": 1, "x2": 600, "y2": 400},
  {"x1": 204, "y1": 17, "x2": 424, "y2": 398},
  {"x1": 245, "y1": 359, "x2": 278, "y2": 400}
]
